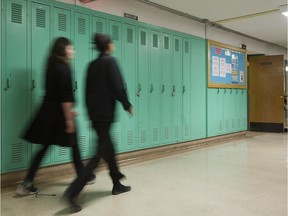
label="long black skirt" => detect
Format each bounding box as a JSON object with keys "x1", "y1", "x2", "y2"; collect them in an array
[{"x1": 23, "y1": 99, "x2": 76, "y2": 147}]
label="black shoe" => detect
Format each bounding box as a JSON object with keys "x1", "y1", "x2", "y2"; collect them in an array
[
  {"x1": 69, "y1": 199, "x2": 82, "y2": 213},
  {"x1": 112, "y1": 184, "x2": 131, "y2": 195}
]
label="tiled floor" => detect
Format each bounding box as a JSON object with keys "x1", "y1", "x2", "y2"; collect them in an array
[{"x1": 1, "y1": 133, "x2": 287, "y2": 216}]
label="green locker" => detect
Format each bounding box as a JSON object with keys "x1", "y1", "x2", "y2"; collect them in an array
[
  {"x1": 121, "y1": 23, "x2": 137, "y2": 152},
  {"x1": 108, "y1": 19, "x2": 122, "y2": 151},
  {"x1": 73, "y1": 12, "x2": 91, "y2": 158},
  {"x1": 172, "y1": 35, "x2": 183, "y2": 142},
  {"x1": 223, "y1": 89, "x2": 231, "y2": 133},
  {"x1": 3, "y1": 0, "x2": 29, "y2": 171},
  {"x1": 149, "y1": 30, "x2": 162, "y2": 146},
  {"x1": 137, "y1": 27, "x2": 150, "y2": 149},
  {"x1": 161, "y1": 32, "x2": 173, "y2": 144},
  {"x1": 182, "y1": 37, "x2": 192, "y2": 141},
  {"x1": 230, "y1": 89, "x2": 237, "y2": 133},
  {"x1": 31, "y1": 2, "x2": 52, "y2": 165},
  {"x1": 190, "y1": 37, "x2": 206, "y2": 140},
  {"x1": 241, "y1": 89, "x2": 248, "y2": 130},
  {"x1": 53, "y1": 6, "x2": 72, "y2": 164}
]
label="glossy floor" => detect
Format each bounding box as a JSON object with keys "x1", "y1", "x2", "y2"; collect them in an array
[{"x1": 1, "y1": 133, "x2": 287, "y2": 216}]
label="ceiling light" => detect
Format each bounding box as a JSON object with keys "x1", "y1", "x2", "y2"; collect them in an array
[{"x1": 279, "y1": 5, "x2": 288, "y2": 17}]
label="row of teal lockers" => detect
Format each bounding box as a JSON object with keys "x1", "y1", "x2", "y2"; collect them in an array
[{"x1": 0, "y1": 0, "x2": 247, "y2": 174}]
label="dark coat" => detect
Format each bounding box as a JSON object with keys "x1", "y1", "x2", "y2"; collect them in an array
[
  {"x1": 23, "y1": 62, "x2": 76, "y2": 146},
  {"x1": 85, "y1": 53, "x2": 131, "y2": 122}
]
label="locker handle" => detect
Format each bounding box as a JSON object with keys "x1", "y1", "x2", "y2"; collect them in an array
[
  {"x1": 31, "y1": 79, "x2": 36, "y2": 91},
  {"x1": 172, "y1": 85, "x2": 176, "y2": 97},
  {"x1": 230, "y1": 88, "x2": 232, "y2": 94},
  {"x1": 74, "y1": 81, "x2": 78, "y2": 92},
  {"x1": 137, "y1": 84, "x2": 141, "y2": 97},
  {"x1": 150, "y1": 84, "x2": 153, "y2": 93},
  {"x1": 162, "y1": 85, "x2": 165, "y2": 93},
  {"x1": 236, "y1": 89, "x2": 238, "y2": 94},
  {"x1": 5, "y1": 78, "x2": 11, "y2": 90},
  {"x1": 224, "y1": 89, "x2": 227, "y2": 94},
  {"x1": 183, "y1": 85, "x2": 186, "y2": 94},
  {"x1": 217, "y1": 88, "x2": 220, "y2": 94}
]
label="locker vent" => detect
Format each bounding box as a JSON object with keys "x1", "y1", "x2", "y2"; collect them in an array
[
  {"x1": 112, "y1": 132, "x2": 120, "y2": 149},
  {"x1": 153, "y1": 128, "x2": 158, "y2": 142},
  {"x1": 127, "y1": 131, "x2": 133, "y2": 146},
  {"x1": 11, "y1": 143, "x2": 23, "y2": 163},
  {"x1": 175, "y1": 126, "x2": 179, "y2": 138},
  {"x1": 185, "y1": 125, "x2": 189, "y2": 136},
  {"x1": 140, "y1": 31, "x2": 146, "y2": 46},
  {"x1": 78, "y1": 17, "x2": 86, "y2": 35},
  {"x1": 11, "y1": 3, "x2": 22, "y2": 24},
  {"x1": 175, "y1": 39, "x2": 179, "y2": 51},
  {"x1": 58, "y1": 13, "x2": 67, "y2": 32},
  {"x1": 185, "y1": 41, "x2": 189, "y2": 53},
  {"x1": 164, "y1": 36, "x2": 169, "y2": 50},
  {"x1": 58, "y1": 147, "x2": 68, "y2": 156},
  {"x1": 36, "y1": 9, "x2": 46, "y2": 28},
  {"x1": 164, "y1": 127, "x2": 169, "y2": 139},
  {"x1": 127, "y1": 28, "x2": 133, "y2": 43},
  {"x1": 79, "y1": 136, "x2": 87, "y2": 153},
  {"x1": 141, "y1": 129, "x2": 147, "y2": 144},
  {"x1": 112, "y1": 25, "x2": 119, "y2": 41},
  {"x1": 152, "y1": 34, "x2": 158, "y2": 48},
  {"x1": 96, "y1": 21, "x2": 103, "y2": 33}
]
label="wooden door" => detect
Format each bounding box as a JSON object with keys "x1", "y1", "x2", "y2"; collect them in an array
[{"x1": 248, "y1": 55, "x2": 284, "y2": 132}]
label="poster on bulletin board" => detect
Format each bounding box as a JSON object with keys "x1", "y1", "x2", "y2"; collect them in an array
[{"x1": 208, "y1": 40, "x2": 247, "y2": 88}]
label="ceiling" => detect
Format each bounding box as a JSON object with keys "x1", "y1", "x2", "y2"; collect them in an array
[{"x1": 145, "y1": 0, "x2": 288, "y2": 49}]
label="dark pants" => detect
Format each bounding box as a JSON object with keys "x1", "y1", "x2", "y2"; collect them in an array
[
  {"x1": 65, "y1": 122, "x2": 123, "y2": 198},
  {"x1": 25, "y1": 142, "x2": 83, "y2": 182}
]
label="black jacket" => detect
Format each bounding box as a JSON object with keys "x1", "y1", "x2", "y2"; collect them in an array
[{"x1": 85, "y1": 53, "x2": 131, "y2": 122}]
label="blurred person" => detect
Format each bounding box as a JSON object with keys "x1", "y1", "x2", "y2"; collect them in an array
[
  {"x1": 63, "y1": 33, "x2": 133, "y2": 212},
  {"x1": 16, "y1": 37, "x2": 95, "y2": 195}
]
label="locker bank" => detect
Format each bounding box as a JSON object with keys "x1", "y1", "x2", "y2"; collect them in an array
[{"x1": 1, "y1": 0, "x2": 287, "y2": 215}]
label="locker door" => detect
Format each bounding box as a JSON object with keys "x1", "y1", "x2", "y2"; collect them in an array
[
  {"x1": 182, "y1": 38, "x2": 191, "y2": 141},
  {"x1": 122, "y1": 23, "x2": 137, "y2": 151},
  {"x1": 172, "y1": 35, "x2": 183, "y2": 142},
  {"x1": 161, "y1": 33, "x2": 172, "y2": 144},
  {"x1": 54, "y1": 7, "x2": 71, "y2": 38},
  {"x1": 149, "y1": 30, "x2": 162, "y2": 146},
  {"x1": 241, "y1": 89, "x2": 248, "y2": 130},
  {"x1": 137, "y1": 27, "x2": 150, "y2": 148},
  {"x1": 223, "y1": 88, "x2": 231, "y2": 133},
  {"x1": 108, "y1": 20, "x2": 122, "y2": 151},
  {"x1": 53, "y1": 7, "x2": 72, "y2": 163},
  {"x1": 230, "y1": 89, "x2": 237, "y2": 133},
  {"x1": 218, "y1": 89, "x2": 224, "y2": 134},
  {"x1": 74, "y1": 12, "x2": 91, "y2": 158},
  {"x1": 92, "y1": 16, "x2": 107, "y2": 58},
  {"x1": 207, "y1": 88, "x2": 218, "y2": 137},
  {"x1": 31, "y1": 2, "x2": 51, "y2": 165},
  {"x1": 3, "y1": 0, "x2": 29, "y2": 171}
]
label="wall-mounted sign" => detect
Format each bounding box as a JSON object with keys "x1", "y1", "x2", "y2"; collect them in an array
[
  {"x1": 124, "y1": 13, "x2": 138, "y2": 20},
  {"x1": 208, "y1": 40, "x2": 247, "y2": 89}
]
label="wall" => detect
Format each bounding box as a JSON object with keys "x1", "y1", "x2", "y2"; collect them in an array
[{"x1": 57, "y1": 0, "x2": 287, "y2": 58}]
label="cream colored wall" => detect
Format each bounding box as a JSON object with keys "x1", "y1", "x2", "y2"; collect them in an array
[{"x1": 56, "y1": 0, "x2": 287, "y2": 59}]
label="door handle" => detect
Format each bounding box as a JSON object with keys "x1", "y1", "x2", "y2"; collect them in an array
[
  {"x1": 31, "y1": 79, "x2": 36, "y2": 91},
  {"x1": 183, "y1": 85, "x2": 186, "y2": 94},
  {"x1": 150, "y1": 84, "x2": 153, "y2": 93},
  {"x1": 162, "y1": 84, "x2": 165, "y2": 93},
  {"x1": 5, "y1": 78, "x2": 11, "y2": 90},
  {"x1": 172, "y1": 85, "x2": 175, "y2": 97},
  {"x1": 137, "y1": 84, "x2": 141, "y2": 97}
]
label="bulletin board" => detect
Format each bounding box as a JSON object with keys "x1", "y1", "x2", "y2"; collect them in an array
[{"x1": 208, "y1": 40, "x2": 247, "y2": 88}]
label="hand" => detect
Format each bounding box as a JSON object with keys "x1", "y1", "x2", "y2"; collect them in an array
[
  {"x1": 65, "y1": 120, "x2": 76, "y2": 133},
  {"x1": 127, "y1": 106, "x2": 133, "y2": 116}
]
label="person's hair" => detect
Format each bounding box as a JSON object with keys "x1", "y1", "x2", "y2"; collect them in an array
[
  {"x1": 47, "y1": 37, "x2": 71, "y2": 68},
  {"x1": 93, "y1": 33, "x2": 112, "y2": 53}
]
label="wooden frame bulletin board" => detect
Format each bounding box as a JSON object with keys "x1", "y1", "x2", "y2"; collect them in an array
[{"x1": 208, "y1": 40, "x2": 247, "y2": 89}]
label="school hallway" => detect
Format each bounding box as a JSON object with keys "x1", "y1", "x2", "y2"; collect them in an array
[{"x1": 1, "y1": 132, "x2": 287, "y2": 216}]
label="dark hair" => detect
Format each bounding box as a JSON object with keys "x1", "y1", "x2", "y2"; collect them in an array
[
  {"x1": 93, "y1": 33, "x2": 112, "y2": 53},
  {"x1": 47, "y1": 37, "x2": 71, "y2": 68}
]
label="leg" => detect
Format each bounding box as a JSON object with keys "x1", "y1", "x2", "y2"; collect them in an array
[
  {"x1": 71, "y1": 141, "x2": 84, "y2": 176},
  {"x1": 93, "y1": 122, "x2": 131, "y2": 195}
]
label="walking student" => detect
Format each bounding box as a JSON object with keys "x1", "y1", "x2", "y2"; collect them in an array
[
  {"x1": 63, "y1": 33, "x2": 133, "y2": 212},
  {"x1": 16, "y1": 37, "x2": 95, "y2": 195}
]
